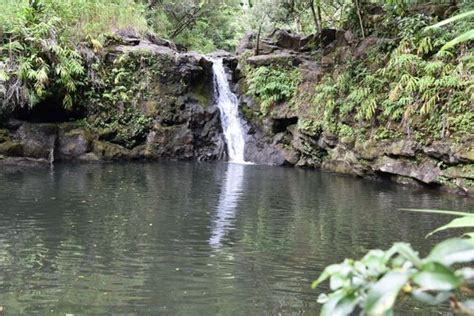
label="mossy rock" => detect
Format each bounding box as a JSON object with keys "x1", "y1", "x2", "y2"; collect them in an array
[
  {"x1": 0, "y1": 141, "x2": 24, "y2": 157},
  {"x1": 0, "y1": 129, "x2": 10, "y2": 143},
  {"x1": 442, "y1": 165, "x2": 474, "y2": 180},
  {"x1": 92, "y1": 141, "x2": 132, "y2": 161}
]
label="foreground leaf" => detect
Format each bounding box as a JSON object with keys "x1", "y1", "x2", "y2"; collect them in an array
[
  {"x1": 427, "y1": 217, "x2": 474, "y2": 237},
  {"x1": 428, "y1": 239, "x2": 474, "y2": 266},
  {"x1": 413, "y1": 262, "x2": 461, "y2": 291},
  {"x1": 426, "y1": 10, "x2": 474, "y2": 29},
  {"x1": 400, "y1": 209, "x2": 474, "y2": 217},
  {"x1": 441, "y1": 30, "x2": 474, "y2": 51},
  {"x1": 364, "y1": 271, "x2": 410, "y2": 315}
]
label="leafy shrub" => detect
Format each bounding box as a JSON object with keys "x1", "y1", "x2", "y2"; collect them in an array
[
  {"x1": 313, "y1": 239, "x2": 474, "y2": 315},
  {"x1": 1, "y1": 4, "x2": 86, "y2": 111},
  {"x1": 313, "y1": 209, "x2": 474, "y2": 315}
]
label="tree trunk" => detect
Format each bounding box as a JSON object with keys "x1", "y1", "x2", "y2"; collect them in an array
[
  {"x1": 309, "y1": 0, "x2": 322, "y2": 34},
  {"x1": 255, "y1": 23, "x2": 263, "y2": 55},
  {"x1": 353, "y1": 0, "x2": 366, "y2": 39}
]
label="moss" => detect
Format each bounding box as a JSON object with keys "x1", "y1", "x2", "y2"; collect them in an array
[
  {"x1": 0, "y1": 141, "x2": 23, "y2": 157},
  {"x1": 0, "y1": 129, "x2": 10, "y2": 143}
]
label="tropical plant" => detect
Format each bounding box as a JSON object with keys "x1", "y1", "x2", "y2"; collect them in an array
[
  {"x1": 313, "y1": 209, "x2": 474, "y2": 315},
  {"x1": 426, "y1": 10, "x2": 474, "y2": 51},
  {"x1": 246, "y1": 65, "x2": 302, "y2": 114}
]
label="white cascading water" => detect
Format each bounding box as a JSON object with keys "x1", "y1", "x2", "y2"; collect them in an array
[{"x1": 212, "y1": 58, "x2": 247, "y2": 163}]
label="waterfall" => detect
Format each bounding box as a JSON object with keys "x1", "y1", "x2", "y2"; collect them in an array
[{"x1": 211, "y1": 58, "x2": 247, "y2": 163}]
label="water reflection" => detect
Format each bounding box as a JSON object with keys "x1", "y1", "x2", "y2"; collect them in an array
[
  {"x1": 209, "y1": 163, "x2": 246, "y2": 248},
  {"x1": 0, "y1": 162, "x2": 472, "y2": 314}
]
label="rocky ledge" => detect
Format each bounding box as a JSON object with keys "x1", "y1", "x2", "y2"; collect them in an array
[
  {"x1": 0, "y1": 33, "x2": 227, "y2": 165},
  {"x1": 232, "y1": 27, "x2": 474, "y2": 197}
]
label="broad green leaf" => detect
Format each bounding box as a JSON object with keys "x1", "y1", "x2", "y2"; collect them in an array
[
  {"x1": 400, "y1": 209, "x2": 474, "y2": 217},
  {"x1": 411, "y1": 290, "x2": 451, "y2": 305},
  {"x1": 426, "y1": 10, "x2": 474, "y2": 29},
  {"x1": 456, "y1": 267, "x2": 474, "y2": 281},
  {"x1": 321, "y1": 291, "x2": 359, "y2": 316},
  {"x1": 428, "y1": 239, "x2": 474, "y2": 266},
  {"x1": 364, "y1": 271, "x2": 410, "y2": 315},
  {"x1": 427, "y1": 217, "x2": 474, "y2": 237},
  {"x1": 330, "y1": 273, "x2": 346, "y2": 291},
  {"x1": 387, "y1": 243, "x2": 422, "y2": 268},
  {"x1": 441, "y1": 30, "x2": 474, "y2": 51},
  {"x1": 413, "y1": 262, "x2": 461, "y2": 291},
  {"x1": 462, "y1": 233, "x2": 474, "y2": 243},
  {"x1": 312, "y1": 264, "x2": 341, "y2": 289},
  {"x1": 317, "y1": 293, "x2": 329, "y2": 304}
]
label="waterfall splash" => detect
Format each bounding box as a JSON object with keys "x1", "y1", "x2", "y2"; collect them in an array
[{"x1": 211, "y1": 58, "x2": 247, "y2": 163}]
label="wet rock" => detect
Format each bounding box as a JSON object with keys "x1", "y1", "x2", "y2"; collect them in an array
[
  {"x1": 15, "y1": 123, "x2": 57, "y2": 159},
  {"x1": 354, "y1": 140, "x2": 383, "y2": 161},
  {"x1": 321, "y1": 159, "x2": 365, "y2": 177},
  {"x1": 57, "y1": 128, "x2": 93, "y2": 160},
  {"x1": 0, "y1": 129, "x2": 10, "y2": 143},
  {"x1": 386, "y1": 139, "x2": 418, "y2": 158},
  {"x1": 93, "y1": 141, "x2": 133, "y2": 161},
  {"x1": 318, "y1": 132, "x2": 338, "y2": 149},
  {"x1": 423, "y1": 141, "x2": 455, "y2": 163},
  {"x1": 0, "y1": 156, "x2": 49, "y2": 168},
  {"x1": 454, "y1": 147, "x2": 474, "y2": 163},
  {"x1": 146, "y1": 125, "x2": 194, "y2": 160},
  {"x1": 390, "y1": 175, "x2": 425, "y2": 188},
  {"x1": 0, "y1": 141, "x2": 23, "y2": 157},
  {"x1": 373, "y1": 157, "x2": 441, "y2": 184},
  {"x1": 441, "y1": 166, "x2": 474, "y2": 180}
]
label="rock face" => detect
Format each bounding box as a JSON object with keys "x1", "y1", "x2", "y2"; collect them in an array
[
  {"x1": 0, "y1": 32, "x2": 226, "y2": 165},
  {"x1": 233, "y1": 26, "x2": 474, "y2": 196}
]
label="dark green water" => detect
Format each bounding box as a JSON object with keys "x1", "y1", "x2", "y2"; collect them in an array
[{"x1": 0, "y1": 162, "x2": 472, "y2": 315}]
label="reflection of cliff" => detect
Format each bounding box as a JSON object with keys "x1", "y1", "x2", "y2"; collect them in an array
[{"x1": 209, "y1": 163, "x2": 246, "y2": 248}]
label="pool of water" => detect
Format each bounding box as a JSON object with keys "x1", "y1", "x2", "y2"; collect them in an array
[{"x1": 0, "y1": 162, "x2": 472, "y2": 314}]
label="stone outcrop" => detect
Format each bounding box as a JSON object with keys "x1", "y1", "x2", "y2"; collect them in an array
[
  {"x1": 0, "y1": 32, "x2": 226, "y2": 165},
  {"x1": 233, "y1": 26, "x2": 474, "y2": 196}
]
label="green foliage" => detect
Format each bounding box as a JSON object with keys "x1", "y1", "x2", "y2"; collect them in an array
[
  {"x1": 426, "y1": 9, "x2": 474, "y2": 51},
  {"x1": 402, "y1": 209, "x2": 474, "y2": 238},
  {"x1": 1, "y1": 4, "x2": 86, "y2": 110},
  {"x1": 301, "y1": 10, "x2": 472, "y2": 140},
  {"x1": 246, "y1": 66, "x2": 302, "y2": 114},
  {"x1": 313, "y1": 238, "x2": 474, "y2": 315},
  {"x1": 84, "y1": 52, "x2": 159, "y2": 148},
  {"x1": 314, "y1": 208, "x2": 474, "y2": 315}
]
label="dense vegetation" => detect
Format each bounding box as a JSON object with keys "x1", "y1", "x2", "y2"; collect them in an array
[{"x1": 242, "y1": 1, "x2": 473, "y2": 144}]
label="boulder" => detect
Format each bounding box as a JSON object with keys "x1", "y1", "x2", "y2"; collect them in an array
[
  {"x1": 272, "y1": 29, "x2": 302, "y2": 51},
  {"x1": 386, "y1": 139, "x2": 418, "y2": 158},
  {"x1": 423, "y1": 141, "x2": 455, "y2": 163},
  {"x1": 0, "y1": 141, "x2": 23, "y2": 157},
  {"x1": 373, "y1": 157, "x2": 441, "y2": 184},
  {"x1": 145, "y1": 125, "x2": 194, "y2": 160},
  {"x1": 57, "y1": 128, "x2": 93, "y2": 160},
  {"x1": 93, "y1": 141, "x2": 133, "y2": 161},
  {"x1": 321, "y1": 159, "x2": 365, "y2": 177},
  {"x1": 246, "y1": 52, "x2": 301, "y2": 67},
  {"x1": 15, "y1": 123, "x2": 58, "y2": 159},
  {"x1": 236, "y1": 32, "x2": 255, "y2": 55}
]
